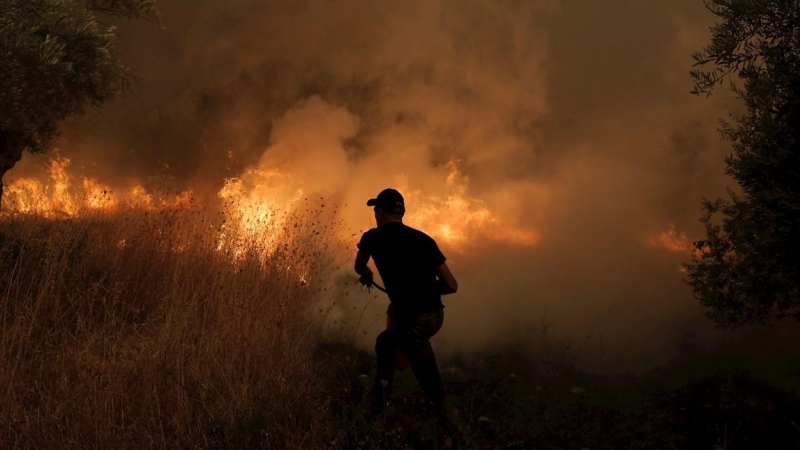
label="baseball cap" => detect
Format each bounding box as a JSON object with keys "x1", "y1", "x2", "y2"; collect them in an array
[{"x1": 366, "y1": 188, "x2": 406, "y2": 214}]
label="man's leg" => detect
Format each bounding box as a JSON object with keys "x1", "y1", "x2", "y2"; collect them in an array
[
  {"x1": 371, "y1": 328, "x2": 398, "y2": 413},
  {"x1": 397, "y1": 310, "x2": 446, "y2": 409},
  {"x1": 398, "y1": 310, "x2": 463, "y2": 445}
]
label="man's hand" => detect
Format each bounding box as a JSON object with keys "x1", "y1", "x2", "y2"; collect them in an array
[
  {"x1": 354, "y1": 249, "x2": 373, "y2": 286},
  {"x1": 359, "y1": 267, "x2": 374, "y2": 286}
]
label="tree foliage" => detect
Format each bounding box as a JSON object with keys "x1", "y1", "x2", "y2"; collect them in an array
[
  {"x1": 0, "y1": 0, "x2": 157, "y2": 203},
  {"x1": 685, "y1": 0, "x2": 800, "y2": 326}
]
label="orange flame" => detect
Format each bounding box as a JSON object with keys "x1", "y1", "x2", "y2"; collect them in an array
[
  {"x1": 216, "y1": 167, "x2": 304, "y2": 261},
  {"x1": 3, "y1": 155, "x2": 194, "y2": 216},
  {"x1": 4, "y1": 155, "x2": 540, "y2": 259},
  {"x1": 4, "y1": 156, "x2": 79, "y2": 216},
  {"x1": 404, "y1": 158, "x2": 540, "y2": 251},
  {"x1": 646, "y1": 224, "x2": 690, "y2": 252}
]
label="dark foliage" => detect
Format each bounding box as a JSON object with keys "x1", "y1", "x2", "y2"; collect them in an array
[{"x1": 685, "y1": 0, "x2": 800, "y2": 326}]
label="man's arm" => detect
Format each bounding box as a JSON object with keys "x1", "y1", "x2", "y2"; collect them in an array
[
  {"x1": 354, "y1": 249, "x2": 373, "y2": 285},
  {"x1": 436, "y1": 262, "x2": 458, "y2": 295}
]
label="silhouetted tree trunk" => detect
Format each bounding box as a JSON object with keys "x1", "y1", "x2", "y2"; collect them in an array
[{"x1": 0, "y1": 129, "x2": 24, "y2": 211}]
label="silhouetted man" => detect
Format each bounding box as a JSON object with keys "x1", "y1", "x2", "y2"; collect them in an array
[{"x1": 354, "y1": 188, "x2": 458, "y2": 424}]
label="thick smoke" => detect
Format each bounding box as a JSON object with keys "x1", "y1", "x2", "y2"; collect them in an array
[{"x1": 10, "y1": 0, "x2": 797, "y2": 371}]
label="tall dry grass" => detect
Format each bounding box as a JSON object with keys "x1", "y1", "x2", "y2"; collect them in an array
[{"x1": 0, "y1": 201, "x2": 344, "y2": 449}]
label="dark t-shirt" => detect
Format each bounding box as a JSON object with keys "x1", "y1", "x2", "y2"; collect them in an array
[{"x1": 357, "y1": 222, "x2": 446, "y2": 319}]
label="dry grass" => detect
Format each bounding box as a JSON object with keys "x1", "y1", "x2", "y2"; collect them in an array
[{"x1": 0, "y1": 202, "x2": 343, "y2": 449}]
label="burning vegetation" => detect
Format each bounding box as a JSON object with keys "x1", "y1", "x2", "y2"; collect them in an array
[
  {"x1": 3, "y1": 153, "x2": 542, "y2": 257},
  {"x1": 4, "y1": 154, "x2": 195, "y2": 216},
  {"x1": 0, "y1": 185, "x2": 343, "y2": 448}
]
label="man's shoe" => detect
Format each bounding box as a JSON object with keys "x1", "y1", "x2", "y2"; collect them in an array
[
  {"x1": 367, "y1": 380, "x2": 391, "y2": 418},
  {"x1": 367, "y1": 394, "x2": 386, "y2": 418},
  {"x1": 428, "y1": 401, "x2": 467, "y2": 448}
]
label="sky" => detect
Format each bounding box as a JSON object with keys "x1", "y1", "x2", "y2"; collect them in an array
[{"x1": 9, "y1": 0, "x2": 799, "y2": 372}]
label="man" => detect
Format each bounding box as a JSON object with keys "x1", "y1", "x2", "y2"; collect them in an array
[{"x1": 354, "y1": 188, "x2": 458, "y2": 424}]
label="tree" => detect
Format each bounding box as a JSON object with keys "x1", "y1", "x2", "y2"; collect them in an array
[
  {"x1": 685, "y1": 0, "x2": 800, "y2": 326},
  {"x1": 0, "y1": 0, "x2": 158, "y2": 207}
]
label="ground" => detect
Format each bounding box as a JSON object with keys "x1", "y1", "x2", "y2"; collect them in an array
[{"x1": 307, "y1": 342, "x2": 800, "y2": 450}]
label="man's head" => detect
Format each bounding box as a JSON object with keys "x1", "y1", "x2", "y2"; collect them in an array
[{"x1": 367, "y1": 188, "x2": 405, "y2": 226}]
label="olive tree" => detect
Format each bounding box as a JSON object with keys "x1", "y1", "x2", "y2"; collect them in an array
[
  {"x1": 0, "y1": 0, "x2": 158, "y2": 207},
  {"x1": 685, "y1": 0, "x2": 800, "y2": 326}
]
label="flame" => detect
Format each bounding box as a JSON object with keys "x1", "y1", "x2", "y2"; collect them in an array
[
  {"x1": 404, "y1": 158, "x2": 540, "y2": 251},
  {"x1": 3, "y1": 154, "x2": 194, "y2": 216},
  {"x1": 2, "y1": 155, "x2": 309, "y2": 270},
  {"x1": 2, "y1": 157, "x2": 323, "y2": 294},
  {"x1": 82, "y1": 178, "x2": 116, "y2": 210},
  {"x1": 48, "y1": 156, "x2": 76, "y2": 215},
  {"x1": 647, "y1": 225, "x2": 707, "y2": 277},
  {"x1": 3, "y1": 154, "x2": 540, "y2": 261},
  {"x1": 4, "y1": 155, "x2": 79, "y2": 216},
  {"x1": 216, "y1": 167, "x2": 304, "y2": 261},
  {"x1": 646, "y1": 224, "x2": 690, "y2": 252}
]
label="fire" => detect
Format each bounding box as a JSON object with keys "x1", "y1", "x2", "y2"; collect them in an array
[
  {"x1": 48, "y1": 156, "x2": 76, "y2": 214},
  {"x1": 3, "y1": 154, "x2": 195, "y2": 217},
  {"x1": 646, "y1": 224, "x2": 706, "y2": 272},
  {"x1": 3, "y1": 154, "x2": 540, "y2": 261},
  {"x1": 82, "y1": 178, "x2": 116, "y2": 210},
  {"x1": 404, "y1": 158, "x2": 540, "y2": 251},
  {"x1": 647, "y1": 224, "x2": 690, "y2": 252},
  {"x1": 216, "y1": 167, "x2": 303, "y2": 260},
  {"x1": 4, "y1": 156, "x2": 80, "y2": 216},
  {"x1": 2, "y1": 154, "x2": 317, "y2": 273}
]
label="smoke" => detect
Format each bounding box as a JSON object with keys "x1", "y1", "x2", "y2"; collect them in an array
[{"x1": 11, "y1": 0, "x2": 791, "y2": 371}]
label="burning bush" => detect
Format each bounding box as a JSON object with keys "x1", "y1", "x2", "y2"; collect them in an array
[{"x1": 0, "y1": 201, "x2": 342, "y2": 448}]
